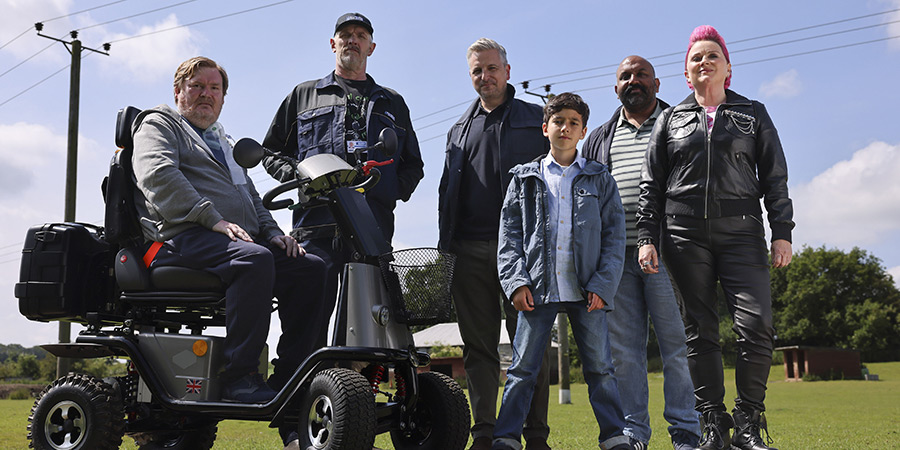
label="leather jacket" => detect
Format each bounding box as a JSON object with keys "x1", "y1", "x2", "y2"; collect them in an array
[{"x1": 637, "y1": 90, "x2": 794, "y2": 243}]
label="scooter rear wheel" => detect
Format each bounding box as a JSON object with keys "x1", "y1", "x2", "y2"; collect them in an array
[
  {"x1": 300, "y1": 368, "x2": 375, "y2": 450},
  {"x1": 27, "y1": 373, "x2": 125, "y2": 450}
]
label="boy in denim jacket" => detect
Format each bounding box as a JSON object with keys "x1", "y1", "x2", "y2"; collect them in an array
[{"x1": 493, "y1": 93, "x2": 631, "y2": 450}]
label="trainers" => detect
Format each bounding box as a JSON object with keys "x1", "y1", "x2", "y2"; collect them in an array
[
  {"x1": 222, "y1": 372, "x2": 277, "y2": 403},
  {"x1": 630, "y1": 438, "x2": 648, "y2": 450},
  {"x1": 471, "y1": 437, "x2": 493, "y2": 450},
  {"x1": 671, "y1": 429, "x2": 700, "y2": 450}
]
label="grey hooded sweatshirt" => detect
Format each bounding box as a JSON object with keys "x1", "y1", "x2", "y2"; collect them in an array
[{"x1": 131, "y1": 104, "x2": 282, "y2": 243}]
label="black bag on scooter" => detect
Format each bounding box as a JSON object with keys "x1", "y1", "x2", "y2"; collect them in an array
[{"x1": 15, "y1": 222, "x2": 113, "y2": 322}]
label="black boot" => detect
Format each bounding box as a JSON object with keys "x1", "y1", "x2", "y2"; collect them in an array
[
  {"x1": 697, "y1": 411, "x2": 733, "y2": 450},
  {"x1": 731, "y1": 408, "x2": 777, "y2": 450}
]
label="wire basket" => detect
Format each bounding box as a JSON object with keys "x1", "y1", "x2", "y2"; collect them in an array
[{"x1": 379, "y1": 248, "x2": 456, "y2": 326}]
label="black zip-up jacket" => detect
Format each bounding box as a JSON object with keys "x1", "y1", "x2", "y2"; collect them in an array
[
  {"x1": 582, "y1": 99, "x2": 670, "y2": 166},
  {"x1": 637, "y1": 90, "x2": 794, "y2": 243},
  {"x1": 438, "y1": 85, "x2": 548, "y2": 251}
]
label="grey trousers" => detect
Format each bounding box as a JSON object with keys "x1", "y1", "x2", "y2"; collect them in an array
[{"x1": 450, "y1": 239, "x2": 550, "y2": 442}]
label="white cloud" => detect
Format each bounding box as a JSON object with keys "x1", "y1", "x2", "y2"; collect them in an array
[
  {"x1": 0, "y1": 0, "x2": 73, "y2": 63},
  {"x1": 0, "y1": 122, "x2": 66, "y2": 197},
  {"x1": 759, "y1": 69, "x2": 802, "y2": 99},
  {"x1": 888, "y1": 266, "x2": 900, "y2": 286},
  {"x1": 887, "y1": 0, "x2": 900, "y2": 50},
  {"x1": 95, "y1": 14, "x2": 204, "y2": 83},
  {"x1": 792, "y1": 141, "x2": 900, "y2": 247}
]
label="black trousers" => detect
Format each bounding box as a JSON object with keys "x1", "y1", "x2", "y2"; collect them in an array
[
  {"x1": 153, "y1": 227, "x2": 327, "y2": 383},
  {"x1": 661, "y1": 214, "x2": 774, "y2": 413}
]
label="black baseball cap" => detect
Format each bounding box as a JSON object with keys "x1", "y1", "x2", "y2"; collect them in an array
[{"x1": 335, "y1": 12, "x2": 373, "y2": 35}]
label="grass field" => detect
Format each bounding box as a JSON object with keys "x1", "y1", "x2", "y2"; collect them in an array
[{"x1": 2, "y1": 362, "x2": 898, "y2": 449}]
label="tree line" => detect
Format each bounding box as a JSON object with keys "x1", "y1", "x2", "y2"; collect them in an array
[{"x1": 3, "y1": 246, "x2": 898, "y2": 383}]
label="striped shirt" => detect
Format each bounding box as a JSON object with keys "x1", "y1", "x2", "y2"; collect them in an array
[{"x1": 609, "y1": 104, "x2": 662, "y2": 245}]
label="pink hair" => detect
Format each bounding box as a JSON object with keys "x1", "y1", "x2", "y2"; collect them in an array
[{"x1": 685, "y1": 25, "x2": 731, "y2": 90}]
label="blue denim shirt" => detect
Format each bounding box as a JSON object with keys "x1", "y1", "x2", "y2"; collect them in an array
[
  {"x1": 541, "y1": 152, "x2": 586, "y2": 303},
  {"x1": 498, "y1": 158, "x2": 626, "y2": 309}
]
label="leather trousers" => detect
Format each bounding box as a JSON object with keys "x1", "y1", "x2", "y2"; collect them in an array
[{"x1": 661, "y1": 214, "x2": 774, "y2": 413}]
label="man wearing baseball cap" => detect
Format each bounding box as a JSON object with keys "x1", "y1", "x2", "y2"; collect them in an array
[{"x1": 262, "y1": 13, "x2": 424, "y2": 449}]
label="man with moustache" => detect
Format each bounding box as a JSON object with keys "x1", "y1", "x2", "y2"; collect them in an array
[
  {"x1": 263, "y1": 13, "x2": 423, "y2": 450},
  {"x1": 439, "y1": 38, "x2": 551, "y2": 450},
  {"x1": 582, "y1": 55, "x2": 701, "y2": 450}
]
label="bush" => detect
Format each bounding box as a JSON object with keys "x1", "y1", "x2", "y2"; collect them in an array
[{"x1": 8, "y1": 388, "x2": 33, "y2": 400}]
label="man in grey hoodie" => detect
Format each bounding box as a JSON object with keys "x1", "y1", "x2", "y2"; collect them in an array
[{"x1": 131, "y1": 56, "x2": 326, "y2": 404}]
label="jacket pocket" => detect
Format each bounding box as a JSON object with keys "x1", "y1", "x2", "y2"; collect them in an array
[
  {"x1": 668, "y1": 111, "x2": 698, "y2": 139},
  {"x1": 723, "y1": 109, "x2": 756, "y2": 137},
  {"x1": 573, "y1": 185, "x2": 602, "y2": 229},
  {"x1": 297, "y1": 106, "x2": 336, "y2": 158}
]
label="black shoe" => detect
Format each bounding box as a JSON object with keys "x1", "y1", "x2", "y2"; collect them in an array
[
  {"x1": 222, "y1": 372, "x2": 277, "y2": 403},
  {"x1": 732, "y1": 408, "x2": 778, "y2": 450},
  {"x1": 697, "y1": 411, "x2": 733, "y2": 450}
]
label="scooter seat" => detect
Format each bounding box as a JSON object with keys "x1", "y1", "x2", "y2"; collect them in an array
[{"x1": 115, "y1": 247, "x2": 226, "y2": 293}]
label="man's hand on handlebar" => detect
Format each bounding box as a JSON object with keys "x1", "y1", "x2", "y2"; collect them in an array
[
  {"x1": 213, "y1": 220, "x2": 253, "y2": 242},
  {"x1": 270, "y1": 234, "x2": 306, "y2": 258}
]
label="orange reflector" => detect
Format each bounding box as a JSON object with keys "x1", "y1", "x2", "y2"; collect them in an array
[{"x1": 192, "y1": 340, "x2": 208, "y2": 356}]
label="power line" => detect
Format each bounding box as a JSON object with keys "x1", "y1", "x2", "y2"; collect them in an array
[
  {"x1": 76, "y1": 0, "x2": 198, "y2": 32},
  {"x1": 0, "y1": 63, "x2": 71, "y2": 108},
  {"x1": 541, "y1": 19, "x2": 900, "y2": 88},
  {"x1": 0, "y1": 52, "x2": 93, "y2": 108},
  {"x1": 412, "y1": 99, "x2": 472, "y2": 121},
  {"x1": 0, "y1": 0, "x2": 129, "y2": 50},
  {"x1": 41, "y1": 0, "x2": 131, "y2": 24},
  {"x1": 0, "y1": 41, "x2": 55, "y2": 79},
  {"x1": 524, "y1": 6, "x2": 900, "y2": 85},
  {"x1": 570, "y1": 34, "x2": 900, "y2": 95},
  {"x1": 107, "y1": 0, "x2": 295, "y2": 44}
]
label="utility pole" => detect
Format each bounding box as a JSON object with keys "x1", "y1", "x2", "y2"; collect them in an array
[
  {"x1": 557, "y1": 312, "x2": 571, "y2": 404},
  {"x1": 36, "y1": 23, "x2": 110, "y2": 378}
]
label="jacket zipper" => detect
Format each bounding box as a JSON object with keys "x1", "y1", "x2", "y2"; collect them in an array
[{"x1": 704, "y1": 107, "x2": 713, "y2": 219}]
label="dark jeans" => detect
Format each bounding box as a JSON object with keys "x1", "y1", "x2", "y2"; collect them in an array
[
  {"x1": 450, "y1": 239, "x2": 550, "y2": 442},
  {"x1": 661, "y1": 214, "x2": 774, "y2": 413},
  {"x1": 152, "y1": 227, "x2": 327, "y2": 382}
]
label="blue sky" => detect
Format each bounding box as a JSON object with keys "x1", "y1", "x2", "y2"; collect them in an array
[{"x1": 2, "y1": 0, "x2": 899, "y2": 349}]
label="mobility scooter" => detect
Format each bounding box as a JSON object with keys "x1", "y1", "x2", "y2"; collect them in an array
[{"x1": 15, "y1": 106, "x2": 469, "y2": 449}]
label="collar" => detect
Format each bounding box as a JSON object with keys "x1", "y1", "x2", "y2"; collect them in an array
[
  {"x1": 616, "y1": 102, "x2": 663, "y2": 129},
  {"x1": 675, "y1": 89, "x2": 752, "y2": 111},
  {"x1": 542, "y1": 150, "x2": 585, "y2": 172}
]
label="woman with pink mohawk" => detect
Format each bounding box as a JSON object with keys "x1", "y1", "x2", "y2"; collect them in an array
[{"x1": 636, "y1": 25, "x2": 793, "y2": 450}]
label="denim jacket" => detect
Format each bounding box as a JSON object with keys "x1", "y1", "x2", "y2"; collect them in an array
[
  {"x1": 262, "y1": 72, "x2": 424, "y2": 240},
  {"x1": 497, "y1": 158, "x2": 626, "y2": 309}
]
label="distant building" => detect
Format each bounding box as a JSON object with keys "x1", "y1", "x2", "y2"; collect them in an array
[{"x1": 413, "y1": 320, "x2": 560, "y2": 383}]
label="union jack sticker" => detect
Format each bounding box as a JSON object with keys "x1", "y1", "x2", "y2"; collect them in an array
[{"x1": 185, "y1": 378, "x2": 203, "y2": 394}]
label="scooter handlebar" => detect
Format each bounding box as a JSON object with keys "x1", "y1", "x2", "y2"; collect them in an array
[
  {"x1": 349, "y1": 167, "x2": 381, "y2": 192},
  {"x1": 262, "y1": 178, "x2": 302, "y2": 210}
]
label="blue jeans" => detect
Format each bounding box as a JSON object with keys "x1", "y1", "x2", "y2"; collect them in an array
[
  {"x1": 609, "y1": 247, "x2": 700, "y2": 444},
  {"x1": 494, "y1": 302, "x2": 629, "y2": 450}
]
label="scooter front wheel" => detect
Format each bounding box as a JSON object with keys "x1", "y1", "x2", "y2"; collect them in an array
[
  {"x1": 300, "y1": 368, "x2": 375, "y2": 450},
  {"x1": 390, "y1": 371, "x2": 470, "y2": 450}
]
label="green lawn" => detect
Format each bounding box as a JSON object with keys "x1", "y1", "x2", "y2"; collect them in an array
[{"x1": 3, "y1": 362, "x2": 898, "y2": 449}]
